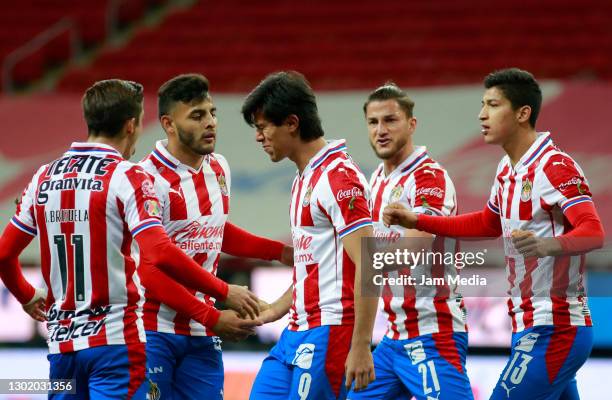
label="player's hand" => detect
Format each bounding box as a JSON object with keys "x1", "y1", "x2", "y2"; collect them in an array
[
  {"x1": 22, "y1": 287, "x2": 47, "y2": 322},
  {"x1": 511, "y1": 229, "x2": 562, "y2": 258},
  {"x1": 225, "y1": 285, "x2": 260, "y2": 320},
  {"x1": 382, "y1": 203, "x2": 417, "y2": 229},
  {"x1": 258, "y1": 298, "x2": 271, "y2": 313},
  {"x1": 279, "y1": 245, "x2": 294, "y2": 266},
  {"x1": 344, "y1": 344, "x2": 375, "y2": 391},
  {"x1": 213, "y1": 310, "x2": 261, "y2": 342},
  {"x1": 258, "y1": 299, "x2": 286, "y2": 324}
]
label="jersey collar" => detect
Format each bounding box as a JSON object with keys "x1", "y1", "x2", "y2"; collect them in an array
[
  {"x1": 398, "y1": 146, "x2": 429, "y2": 175},
  {"x1": 514, "y1": 132, "x2": 553, "y2": 171},
  {"x1": 302, "y1": 139, "x2": 347, "y2": 176},
  {"x1": 67, "y1": 142, "x2": 122, "y2": 157},
  {"x1": 151, "y1": 139, "x2": 206, "y2": 173}
]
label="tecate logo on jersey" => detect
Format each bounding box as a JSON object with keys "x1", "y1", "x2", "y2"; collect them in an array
[
  {"x1": 292, "y1": 234, "x2": 315, "y2": 263},
  {"x1": 336, "y1": 187, "x2": 363, "y2": 202},
  {"x1": 293, "y1": 234, "x2": 313, "y2": 251},
  {"x1": 414, "y1": 187, "x2": 444, "y2": 199}
]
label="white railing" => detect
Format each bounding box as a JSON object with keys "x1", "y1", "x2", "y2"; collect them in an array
[{"x1": 1, "y1": 17, "x2": 79, "y2": 93}]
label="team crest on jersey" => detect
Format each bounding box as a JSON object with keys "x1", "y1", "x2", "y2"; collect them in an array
[
  {"x1": 520, "y1": 177, "x2": 532, "y2": 202},
  {"x1": 147, "y1": 379, "x2": 161, "y2": 400},
  {"x1": 390, "y1": 185, "x2": 404, "y2": 203},
  {"x1": 217, "y1": 174, "x2": 228, "y2": 196},
  {"x1": 302, "y1": 185, "x2": 313, "y2": 207},
  {"x1": 144, "y1": 200, "x2": 161, "y2": 217}
]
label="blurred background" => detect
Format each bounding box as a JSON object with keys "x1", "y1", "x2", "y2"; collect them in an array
[{"x1": 0, "y1": 0, "x2": 611, "y2": 398}]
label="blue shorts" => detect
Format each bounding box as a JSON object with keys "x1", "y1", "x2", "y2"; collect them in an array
[
  {"x1": 490, "y1": 325, "x2": 593, "y2": 400},
  {"x1": 348, "y1": 332, "x2": 472, "y2": 400},
  {"x1": 146, "y1": 330, "x2": 223, "y2": 400},
  {"x1": 48, "y1": 343, "x2": 148, "y2": 400},
  {"x1": 250, "y1": 325, "x2": 353, "y2": 400}
]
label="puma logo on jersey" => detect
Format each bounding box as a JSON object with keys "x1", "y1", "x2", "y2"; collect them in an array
[
  {"x1": 423, "y1": 169, "x2": 436, "y2": 177},
  {"x1": 168, "y1": 187, "x2": 183, "y2": 198},
  {"x1": 552, "y1": 159, "x2": 567, "y2": 167},
  {"x1": 501, "y1": 382, "x2": 515, "y2": 398}
]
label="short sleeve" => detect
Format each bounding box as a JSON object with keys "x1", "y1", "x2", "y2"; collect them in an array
[
  {"x1": 320, "y1": 164, "x2": 372, "y2": 238},
  {"x1": 11, "y1": 166, "x2": 46, "y2": 236},
  {"x1": 410, "y1": 165, "x2": 455, "y2": 217},
  {"x1": 538, "y1": 154, "x2": 592, "y2": 214},
  {"x1": 118, "y1": 165, "x2": 164, "y2": 237}
]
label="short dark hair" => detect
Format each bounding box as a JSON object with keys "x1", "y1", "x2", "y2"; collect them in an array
[
  {"x1": 484, "y1": 68, "x2": 542, "y2": 127},
  {"x1": 83, "y1": 79, "x2": 143, "y2": 138},
  {"x1": 241, "y1": 71, "x2": 324, "y2": 141},
  {"x1": 363, "y1": 82, "x2": 415, "y2": 117},
  {"x1": 158, "y1": 73, "x2": 210, "y2": 119}
]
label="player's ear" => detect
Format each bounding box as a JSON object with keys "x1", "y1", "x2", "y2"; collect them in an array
[
  {"x1": 124, "y1": 117, "x2": 137, "y2": 136},
  {"x1": 285, "y1": 114, "x2": 299, "y2": 136},
  {"x1": 516, "y1": 105, "x2": 532, "y2": 124},
  {"x1": 408, "y1": 116, "x2": 417, "y2": 132},
  {"x1": 160, "y1": 115, "x2": 175, "y2": 135}
]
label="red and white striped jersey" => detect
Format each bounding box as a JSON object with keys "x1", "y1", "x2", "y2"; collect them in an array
[
  {"x1": 11, "y1": 142, "x2": 162, "y2": 354},
  {"x1": 370, "y1": 146, "x2": 467, "y2": 340},
  {"x1": 138, "y1": 140, "x2": 230, "y2": 336},
  {"x1": 487, "y1": 132, "x2": 593, "y2": 332},
  {"x1": 288, "y1": 139, "x2": 372, "y2": 331}
]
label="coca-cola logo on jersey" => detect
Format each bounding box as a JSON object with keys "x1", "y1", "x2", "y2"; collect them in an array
[
  {"x1": 415, "y1": 187, "x2": 444, "y2": 199},
  {"x1": 373, "y1": 228, "x2": 401, "y2": 243},
  {"x1": 170, "y1": 221, "x2": 224, "y2": 242},
  {"x1": 557, "y1": 177, "x2": 583, "y2": 192},
  {"x1": 336, "y1": 187, "x2": 363, "y2": 202}
]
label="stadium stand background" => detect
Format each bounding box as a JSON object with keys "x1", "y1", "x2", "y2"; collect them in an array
[{"x1": 1, "y1": 1, "x2": 611, "y2": 398}]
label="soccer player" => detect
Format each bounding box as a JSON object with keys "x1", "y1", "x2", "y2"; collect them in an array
[
  {"x1": 241, "y1": 71, "x2": 379, "y2": 400},
  {"x1": 138, "y1": 73, "x2": 293, "y2": 399},
  {"x1": 348, "y1": 83, "x2": 472, "y2": 399},
  {"x1": 0, "y1": 79, "x2": 260, "y2": 399},
  {"x1": 383, "y1": 68, "x2": 605, "y2": 400}
]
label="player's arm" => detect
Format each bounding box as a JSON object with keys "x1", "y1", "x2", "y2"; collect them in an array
[
  {"x1": 513, "y1": 155, "x2": 604, "y2": 257},
  {"x1": 222, "y1": 222, "x2": 293, "y2": 266},
  {"x1": 134, "y1": 226, "x2": 261, "y2": 319},
  {"x1": 512, "y1": 201, "x2": 604, "y2": 257},
  {"x1": 343, "y1": 225, "x2": 377, "y2": 392},
  {"x1": 122, "y1": 166, "x2": 260, "y2": 318},
  {"x1": 383, "y1": 202, "x2": 502, "y2": 239},
  {"x1": 139, "y1": 261, "x2": 260, "y2": 340},
  {"x1": 259, "y1": 285, "x2": 293, "y2": 324},
  {"x1": 0, "y1": 223, "x2": 46, "y2": 322}
]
